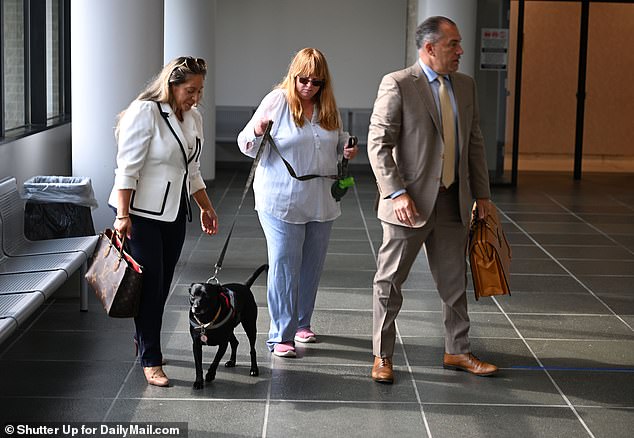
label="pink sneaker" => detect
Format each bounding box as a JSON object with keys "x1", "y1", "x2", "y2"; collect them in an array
[
  {"x1": 273, "y1": 342, "x2": 296, "y2": 358},
  {"x1": 294, "y1": 328, "x2": 317, "y2": 343}
]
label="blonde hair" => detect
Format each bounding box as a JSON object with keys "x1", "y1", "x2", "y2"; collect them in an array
[
  {"x1": 115, "y1": 57, "x2": 207, "y2": 139},
  {"x1": 276, "y1": 48, "x2": 340, "y2": 131}
]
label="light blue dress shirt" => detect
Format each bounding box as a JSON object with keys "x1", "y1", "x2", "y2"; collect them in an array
[{"x1": 389, "y1": 60, "x2": 460, "y2": 199}]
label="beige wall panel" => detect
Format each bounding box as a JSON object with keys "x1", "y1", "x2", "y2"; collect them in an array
[
  {"x1": 584, "y1": 4, "x2": 634, "y2": 156},
  {"x1": 520, "y1": 2, "x2": 580, "y2": 155}
]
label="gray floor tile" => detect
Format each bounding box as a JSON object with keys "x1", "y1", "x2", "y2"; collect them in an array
[
  {"x1": 509, "y1": 315, "x2": 634, "y2": 340},
  {"x1": 288, "y1": 335, "x2": 375, "y2": 365},
  {"x1": 508, "y1": 274, "x2": 587, "y2": 293},
  {"x1": 559, "y1": 259, "x2": 634, "y2": 276},
  {"x1": 0, "y1": 398, "x2": 113, "y2": 422},
  {"x1": 266, "y1": 401, "x2": 428, "y2": 438},
  {"x1": 594, "y1": 293, "x2": 634, "y2": 316},
  {"x1": 526, "y1": 339, "x2": 634, "y2": 368},
  {"x1": 413, "y1": 367, "x2": 564, "y2": 405},
  {"x1": 2, "y1": 330, "x2": 136, "y2": 362},
  {"x1": 269, "y1": 363, "x2": 418, "y2": 402},
  {"x1": 543, "y1": 244, "x2": 634, "y2": 260},
  {"x1": 316, "y1": 269, "x2": 375, "y2": 289},
  {"x1": 511, "y1": 244, "x2": 552, "y2": 259},
  {"x1": 579, "y1": 275, "x2": 634, "y2": 294},
  {"x1": 397, "y1": 311, "x2": 518, "y2": 339},
  {"x1": 314, "y1": 287, "x2": 373, "y2": 310},
  {"x1": 549, "y1": 371, "x2": 634, "y2": 407},
  {"x1": 576, "y1": 407, "x2": 634, "y2": 438},
  {"x1": 517, "y1": 222, "x2": 599, "y2": 234},
  {"x1": 531, "y1": 233, "x2": 616, "y2": 246},
  {"x1": 497, "y1": 291, "x2": 612, "y2": 315},
  {"x1": 424, "y1": 405, "x2": 588, "y2": 438},
  {"x1": 106, "y1": 399, "x2": 266, "y2": 438},
  {"x1": 323, "y1": 253, "x2": 377, "y2": 270},
  {"x1": 508, "y1": 258, "x2": 568, "y2": 275},
  {"x1": 506, "y1": 212, "x2": 584, "y2": 223},
  {"x1": 0, "y1": 360, "x2": 132, "y2": 398},
  {"x1": 401, "y1": 290, "x2": 501, "y2": 312},
  {"x1": 403, "y1": 337, "x2": 538, "y2": 368},
  {"x1": 308, "y1": 309, "x2": 373, "y2": 336}
]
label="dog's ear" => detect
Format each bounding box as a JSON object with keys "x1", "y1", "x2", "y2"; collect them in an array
[{"x1": 189, "y1": 283, "x2": 203, "y2": 296}]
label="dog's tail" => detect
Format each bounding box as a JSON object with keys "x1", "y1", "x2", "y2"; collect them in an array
[{"x1": 245, "y1": 264, "x2": 268, "y2": 288}]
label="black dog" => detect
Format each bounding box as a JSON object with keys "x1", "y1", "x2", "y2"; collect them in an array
[{"x1": 189, "y1": 264, "x2": 267, "y2": 390}]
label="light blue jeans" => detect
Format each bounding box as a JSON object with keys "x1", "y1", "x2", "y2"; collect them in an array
[{"x1": 257, "y1": 211, "x2": 334, "y2": 351}]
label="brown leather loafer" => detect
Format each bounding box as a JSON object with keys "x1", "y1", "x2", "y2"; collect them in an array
[
  {"x1": 372, "y1": 356, "x2": 394, "y2": 384},
  {"x1": 143, "y1": 366, "x2": 170, "y2": 387},
  {"x1": 443, "y1": 353, "x2": 498, "y2": 376}
]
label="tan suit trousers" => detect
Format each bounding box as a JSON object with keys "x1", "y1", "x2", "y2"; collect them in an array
[{"x1": 372, "y1": 186, "x2": 471, "y2": 357}]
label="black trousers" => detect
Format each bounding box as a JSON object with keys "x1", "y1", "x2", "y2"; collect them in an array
[{"x1": 126, "y1": 206, "x2": 187, "y2": 367}]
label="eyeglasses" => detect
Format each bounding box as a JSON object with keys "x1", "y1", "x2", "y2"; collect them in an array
[
  {"x1": 175, "y1": 57, "x2": 207, "y2": 72},
  {"x1": 297, "y1": 77, "x2": 325, "y2": 87}
]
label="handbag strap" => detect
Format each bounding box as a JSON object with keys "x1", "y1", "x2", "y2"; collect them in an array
[{"x1": 208, "y1": 121, "x2": 274, "y2": 283}]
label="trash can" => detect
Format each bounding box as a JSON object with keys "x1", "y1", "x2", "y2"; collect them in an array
[{"x1": 22, "y1": 176, "x2": 98, "y2": 240}]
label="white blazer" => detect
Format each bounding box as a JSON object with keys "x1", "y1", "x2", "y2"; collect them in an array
[{"x1": 108, "y1": 100, "x2": 207, "y2": 222}]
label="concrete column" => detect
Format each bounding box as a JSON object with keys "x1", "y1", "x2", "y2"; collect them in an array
[
  {"x1": 413, "y1": 0, "x2": 478, "y2": 77},
  {"x1": 71, "y1": 0, "x2": 164, "y2": 231},
  {"x1": 164, "y1": 0, "x2": 216, "y2": 181}
]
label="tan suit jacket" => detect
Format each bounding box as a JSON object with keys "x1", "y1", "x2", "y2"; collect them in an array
[{"x1": 367, "y1": 63, "x2": 490, "y2": 227}]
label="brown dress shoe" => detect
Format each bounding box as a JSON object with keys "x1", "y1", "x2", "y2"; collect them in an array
[
  {"x1": 143, "y1": 366, "x2": 170, "y2": 387},
  {"x1": 443, "y1": 353, "x2": 498, "y2": 376},
  {"x1": 372, "y1": 356, "x2": 394, "y2": 384}
]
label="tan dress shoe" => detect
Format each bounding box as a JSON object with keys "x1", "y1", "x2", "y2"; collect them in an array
[
  {"x1": 372, "y1": 356, "x2": 394, "y2": 384},
  {"x1": 443, "y1": 353, "x2": 498, "y2": 376},
  {"x1": 143, "y1": 366, "x2": 170, "y2": 387}
]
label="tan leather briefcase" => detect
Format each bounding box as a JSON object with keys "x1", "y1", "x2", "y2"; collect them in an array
[{"x1": 469, "y1": 202, "x2": 512, "y2": 300}]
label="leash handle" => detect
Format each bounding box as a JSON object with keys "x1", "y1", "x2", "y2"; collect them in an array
[{"x1": 210, "y1": 121, "x2": 274, "y2": 283}]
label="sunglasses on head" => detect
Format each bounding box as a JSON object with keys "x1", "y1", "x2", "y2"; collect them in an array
[{"x1": 297, "y1": 77, "x2": 325, "y2": 87}]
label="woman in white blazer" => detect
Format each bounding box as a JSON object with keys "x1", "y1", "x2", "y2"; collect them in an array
[{"x1": 109, "y1": 57, "x2": 218, "y2": 387}]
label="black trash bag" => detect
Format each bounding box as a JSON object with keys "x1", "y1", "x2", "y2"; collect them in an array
[
  {"x1": 25, "y1": 201, "x2": 95, "y2": 240},
  {"x1": 22, "y1": 176, "x2": 97, "y2": 240}
]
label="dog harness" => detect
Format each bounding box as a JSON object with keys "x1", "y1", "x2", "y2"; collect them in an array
[{"x1": 191, "y1": 288, "x2": 237, "y2": 339}]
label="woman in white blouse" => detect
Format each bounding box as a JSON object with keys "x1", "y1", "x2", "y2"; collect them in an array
[
  {"x1": 110, "y1": 57, "x2": 218, "y2": 386},
  {"x1": 238, "y1": 48, "x2": 358, "y2": 357}
]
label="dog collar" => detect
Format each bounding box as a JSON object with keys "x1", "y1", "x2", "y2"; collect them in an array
[{"x1": 192, "y1": 288, "x2": 236, "y2": 331}]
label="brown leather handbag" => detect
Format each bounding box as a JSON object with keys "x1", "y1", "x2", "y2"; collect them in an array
[
  {"x1": 85, "y1": 228, "x2": 143, "y2": 317},
  {"x1": 469, "y1": 202, "x2": 512, "y2": 300}
]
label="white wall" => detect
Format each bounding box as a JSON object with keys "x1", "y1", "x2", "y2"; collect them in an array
[
  {"x1": 0, "y1": 125, "x2": 72, "y2": 189},
  {"x1": 71, "y1": 0, "x2": 164, "y2": 231},
  {"x1": 215, "y1": 0, "x2": 408, "y2": 109}
]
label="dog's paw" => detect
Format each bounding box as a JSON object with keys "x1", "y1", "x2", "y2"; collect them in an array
[
  {"x1": 205, "y1": 371, "x2": 216, "y2": 382},
  {"x1": 250, "y1": 367, "x2": 259, "y2": 377},
  {"x1": 193, "y1": 380, "x2": 204, "y2": 390},
  {"x1": 225, "y1": 360, "x2": 236, "y2": 368}
]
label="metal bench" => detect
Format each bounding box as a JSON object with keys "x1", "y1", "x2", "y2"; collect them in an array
[{"x1": 0, "y1": 177, "x2": 99, "y2": 347}]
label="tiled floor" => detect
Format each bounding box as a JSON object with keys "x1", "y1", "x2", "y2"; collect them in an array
[{"x1": 1, "y1": 168, "x2": 633, "y2": 438}]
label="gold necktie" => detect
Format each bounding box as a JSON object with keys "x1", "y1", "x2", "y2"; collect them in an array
[{"x1": 438, "y1": 76, "x2": 455, "y2": 188}]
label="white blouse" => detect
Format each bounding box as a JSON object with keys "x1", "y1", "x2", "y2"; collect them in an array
[{"x1": 237, "y1": 89, "x2": 349, "y2": 224}]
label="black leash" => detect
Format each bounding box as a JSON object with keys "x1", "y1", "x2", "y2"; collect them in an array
[
  {"x1": 208, "y1": 121, "x2": 274, "y2": 283},
  {"x1": 265, "y1": 133, "x2": 338, "y2": 181}
]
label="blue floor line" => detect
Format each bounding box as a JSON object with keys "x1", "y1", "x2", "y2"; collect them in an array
[{"x1": 510, "y1": 366, "x2": 634, "y2": 372}]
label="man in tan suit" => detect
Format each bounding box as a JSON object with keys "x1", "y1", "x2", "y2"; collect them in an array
[{"x1": 367, "y1": 16, "x2": 498, "y2": 384}]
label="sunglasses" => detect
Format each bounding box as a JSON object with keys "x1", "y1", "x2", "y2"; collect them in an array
[
  {"x1": 174, "y1": 57, "x2": 207, "y2": 72},
  {"x1": 297, "y1": 77, "x2": 325, "y2": 87}
]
